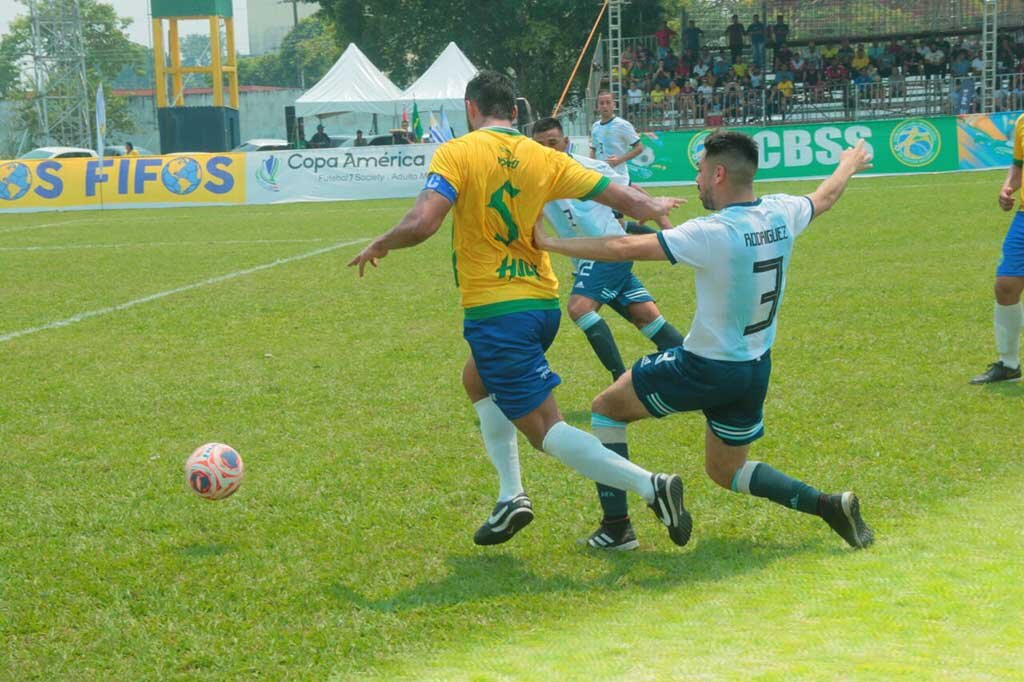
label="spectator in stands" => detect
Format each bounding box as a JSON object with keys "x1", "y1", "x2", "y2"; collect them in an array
[
  {"x1": 821, "y1": 42, "x2": 839, "y2": 63},
  {"x1": 769, "y1": 14, "x2": 789, "y2": 50},
  {"x1": 678, "y1": 78, "x2": 697, "y2": 123},
  {"x1": 925, "y1": 41, "x2": 947, "y2": 78},
  {"x1": 951, "y1": 50, "x2": 971, "y2": 79},
  {"x1": 309, "y1": 124, "x2": 331, "y2": 148},
  {"x1": 354, "y1": 130, "x2": 368, "y2": 147},
  {"x1": 747, "y1": 14, "x2": 766, "y2": 68},
  {"x1": 692, "y1": 55, "x2": 710, "y2": 80},
  {"x1": 791, "y1": 51, "x2": 807, "y2": 82},
  {"x1": 674, "y1": 57, "x2": 691, "y2": 81},
  {"x1": 837, "y1": 38, "x2": 855, "y2": 66},
  {"x1": 725, "y1": 14, "x2": 745, "y2": 64},
  {"x1": 653, "y1": 62, "x2": 672, "y2": 89},
  {"x1": 748, "y1": 64, "x2": 764, "y2": 89},
  {"x1": 852, "y1": 45, "x2": 870, "y2": 72},
  {"x1": 654, "y1": 21, "x2": 676, "y2": 60},
  {"x1": 803, "y1": 41, "x2": 823, "y2": 77},
  {"x1": 824, "y1": 58, "x2": 848, "y2": 87},
  {"x1": 697, "y1": 76, "x2": 715, "y2": 117},
  {"x1": 683, "y1": 20, "x2": 703, "y2": 60},
  {"x1": 712, "y1": 54, "x2": 730, "y2": 79},
  {"x1": 732, "y1": 58, "x2": 749, "y2": 81},
  {"x1": 124, "y1": 142, "x2": 138, "y2": 156},
  {"x1": 876, "y1": 44, "x2": 896, "y2": 78},
  {"x1": 626, "y1": 81, "x2": 643, "y2": 116},
  {"x1": 971, "y1": 49, "x2": 986, "y2": 75},
  {"x1": 662, "y1": 47, "x2": 679, "y2": 74}
]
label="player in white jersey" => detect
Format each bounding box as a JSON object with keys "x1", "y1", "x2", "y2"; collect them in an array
[
  {"x1": 591, "y1": 90, "x2": 644, "y2": 179},
  {"x1": 535, "y1": 130, "x2": 876, "y2": 550},
  {"x1": 533, "y1": 117, "x2": 686, "y2": 549}
]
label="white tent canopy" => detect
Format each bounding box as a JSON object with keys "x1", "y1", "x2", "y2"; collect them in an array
[
  {"x1": 295, "y1": 43, "x2": 403, "y2": 119},
  {"x1": 400, "y1": 42, "x2": 479, "y2": 112}
]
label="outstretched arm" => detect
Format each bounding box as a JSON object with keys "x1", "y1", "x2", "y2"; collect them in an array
[
  {"x1": 806, "y1": 139, "x2": 873, "y2": 218},
  {"x1": 606, "y1": 142, "x2": 645, "y2": 168},
  {"x1": 534, "y1": 226, "x2": 667, "y2": 263},
  {"x1": 348, "y1": 190, "x2": 452, "y2": 276},
  {"x1": 591, "y1": 182, "x2": 685, "y2": 223}
]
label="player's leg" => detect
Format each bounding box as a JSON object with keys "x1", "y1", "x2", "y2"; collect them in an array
[
  {"x1": 463, "y1": 356, "x2": 524, "y2": 501},
  {"x1": 973, "y1": 211, "x2": 1024, "y2": 383},
  {"x1": 462, "y1": 356, "x2": 532, "y2": 546},
  {"x1": 622, "y1": 298, "x2": 686, "y2": 350},
  {"x1": 578, "y1": 370, "x2": 658, "y2": 550},
  {"x1": 567, "y1": 293, "x2": 626, "y2": 381},
  {"x1": 703, "y1": 352, "x2": 874, "y2": 549},
  {"x1": 514, "y1": 393, "x2": 689, "y2": 548}
]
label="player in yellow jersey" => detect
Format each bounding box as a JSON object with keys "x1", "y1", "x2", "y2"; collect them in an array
[
  {"x1": 972, "y1": 112, "x2": 1024, "y2": 383},
  {"x1": 349, "y1": 71, "x2": 692, "y2": 548}
]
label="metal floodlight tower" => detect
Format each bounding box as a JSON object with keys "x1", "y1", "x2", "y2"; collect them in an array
[
  {"x1": 982, "y1": 0, "x2": 999, "y2": 113},
  {"x1": 29, "y1": 0, "x2": 92, "y2": 148},
  {"x1": 608, "y1": 0, "x2": 628, "y2": 108}
]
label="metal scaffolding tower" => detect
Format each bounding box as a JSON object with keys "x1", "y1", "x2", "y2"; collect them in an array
[
  {"x1": 982, "y1": 0, "x2": 999, "y2": 113},
  {"x1": 607, "y1": 0, "x2": 627, "y2": 107},
  {"x1": 29, "y1": 0, "x2": 92, "y2": 148}
]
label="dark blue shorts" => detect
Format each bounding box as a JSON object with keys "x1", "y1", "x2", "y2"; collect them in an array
[
  {"x1": 571, "y1": 260, "x2": 654, "y2": 310},
  {"x1": 997, "y1": 211, "x2": 1024, "y2": 276},
  {"x1": 463, "y1": 309, "x2": 562, "y2": 420},
  {"x1": 631, "y1": 347, "x2": 772, "y2": 446}
]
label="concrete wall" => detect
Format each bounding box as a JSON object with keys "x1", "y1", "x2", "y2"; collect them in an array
[{"x1": 116, "y1": 88, "x2": 306, "y2": 152}]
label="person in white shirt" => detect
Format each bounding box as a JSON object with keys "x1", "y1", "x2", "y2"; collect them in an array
[
  {"x1": 534, "y1": 129, "x2": 876, "y2": 551},
  {"x1": 590, "y1": 90, "x2": 644, "y2": 180}
]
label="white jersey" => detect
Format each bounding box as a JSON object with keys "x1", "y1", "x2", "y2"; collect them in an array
[
  {"x1": 658, "y1": 194, "x2": 814, "y2": 361},
  {"x1": 590, "y1": 116, "x2": 641, "y2": 179},
  {"x1": 543, "y1": 153, "x2": 628, "y2": 267}
]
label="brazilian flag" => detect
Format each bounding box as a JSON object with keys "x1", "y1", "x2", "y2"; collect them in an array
[{"x1": 411, "y1": 101, "x2": 423, "y2": 141}]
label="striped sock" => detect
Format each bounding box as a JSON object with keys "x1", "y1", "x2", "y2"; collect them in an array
[
  {"x1": 591, "y1": 413, "x2": 630, "y2": 519},
  {"x1": 730, "y1": 460, "x2": 822, "y2": 515}
]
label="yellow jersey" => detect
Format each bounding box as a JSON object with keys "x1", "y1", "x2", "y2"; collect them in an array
[
  {"x1": 1014, "y1": 113, "x2": 1024, "y2": 204},
  {"x1": 427, "y1": 126, "x2": 610, "y2": 318}
]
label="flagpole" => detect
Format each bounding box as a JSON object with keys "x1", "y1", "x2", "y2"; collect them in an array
[{"x1": 553, "y1": 0, "x2": 609, "y2": 118}]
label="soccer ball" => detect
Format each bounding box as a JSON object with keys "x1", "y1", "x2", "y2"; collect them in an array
[{"x1": 185, "y1": 443, "x2": 244, "y2": 500}]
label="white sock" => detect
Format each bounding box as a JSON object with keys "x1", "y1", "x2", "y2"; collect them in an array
[
  {"x1": 994, "y1": 302, "x2": 1023, "y2": 369},
  {"x1": 473, "y1": 397, "x2": 523, "y2": 501},
  {"x1": 541, "y1": 421, "x2": 656, "y2": 503}
]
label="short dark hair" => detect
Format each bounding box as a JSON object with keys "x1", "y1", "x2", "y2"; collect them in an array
[
  {"x1": 465, "y1": 70, "x2": 516, "y2": 120},
  {"x1": 532, "y1": 117, "x2": 563, "y2": 135},
  {"x1": 356, "y1": 129, "x2": 363, "y2": 134},
  {"x1": 703, "y1": 129, "x2": 759, "y2": 184}
]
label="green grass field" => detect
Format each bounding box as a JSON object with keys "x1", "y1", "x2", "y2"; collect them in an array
[{"x1": 1, "y1": 171, "x2": 1022, "y2": 680}]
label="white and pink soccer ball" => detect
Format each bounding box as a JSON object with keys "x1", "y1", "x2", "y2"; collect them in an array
[{"x1": 185, "y1": 442, "x2": 244, "y2": 500}]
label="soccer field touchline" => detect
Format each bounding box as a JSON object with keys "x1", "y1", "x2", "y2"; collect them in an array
[
  {"x1": 0, "y1": 238, "x2": 329, "y2": 253},
  {"x1": 0, "y1": 237, "x2": 369, "y2": 344}
]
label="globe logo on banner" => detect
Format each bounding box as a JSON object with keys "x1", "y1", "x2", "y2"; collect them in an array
[
  {"x1": 255, "y1": 155, "x2": 281, "y2": 192},
  {"x1": 161, "y1": 157, "x2": 202, "y2": 195},
  {"x1": 0, "y1": 162, "x2": 32, "y2": 201},
  {"x1": 687, "y1": 130, "x2": 712, "y2": 170},
  {"x1": 890, "y1": 119, "x2": 941, "y2": 167}
]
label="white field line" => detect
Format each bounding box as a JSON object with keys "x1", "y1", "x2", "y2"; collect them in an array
[
  {"x1": 0, "y1": 237, "x2": 368, "y2": 344},
  {"x1": 0, "y1": 238, "x2": 328, "y2": 253},
  {"x1": 0, "y1": 217, "x2": 108, "y2": 235}
]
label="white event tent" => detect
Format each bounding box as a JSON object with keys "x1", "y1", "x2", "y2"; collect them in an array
[
  {"x1": 295, "y1": 43, "x2": 402, "y2": 120},
  {"x1": 399, "y1": 42, "x2": 478, "y2": 136}
]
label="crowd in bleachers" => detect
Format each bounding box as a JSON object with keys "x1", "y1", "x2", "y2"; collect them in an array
[{"x1": 607, "y1": 15, "x2": 1024, "y2": 129}]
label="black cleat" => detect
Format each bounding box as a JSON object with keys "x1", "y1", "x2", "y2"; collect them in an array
[
  {"x1": 473, "y1": 493, "x2": 534, "y2": 546},
  {"x1": 820, "y1": 492, "x2": 874, "y2": 549},
  {"x1": 582, "y1": 519, "x2": 639, "y2": 551},
  {"x1": 647, "y1": 473, "x2": 692, "y2": 547},
  {"x1": 970, "y1": 361, "x2": 1022, "y2": 384}
]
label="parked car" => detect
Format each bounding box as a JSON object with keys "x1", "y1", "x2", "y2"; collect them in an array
[
  {"x1": 104, "y1": 144, "x2": 156, "y2": 157},
  {"x1": 18, "y1": 146, "x2": 97, "y2": 159},
  {"x1": 328, "y1": 134, "x2": 355, "y2": 148},
  {"x1": 232, "y1": 139, "x2": 290, "y2": 152}
]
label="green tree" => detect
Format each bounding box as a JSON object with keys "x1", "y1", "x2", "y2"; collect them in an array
[
  {"x1": 315, "y1": 0, "x2": 665, "y2": 113},
  {"x1": 0, "y1": 0, "x2": 143, "y2": 147}
]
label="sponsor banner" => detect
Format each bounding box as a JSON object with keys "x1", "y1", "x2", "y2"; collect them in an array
[
  {"x1": 957, "y1": 110, "x2": 1020, "y2": 170},
  {"x1": 246, "y1": 144, "x2": 435, "y2": 204},
  {"x1": 0, "y1": 153, "x2": 245, "y2": 212},
  {"x1": 627, "y1": 117, "x2": 960, "y2": 183}
]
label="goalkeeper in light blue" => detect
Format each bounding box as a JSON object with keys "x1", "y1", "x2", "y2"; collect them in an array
[
  {"x1": 535, "y1": 129, "x2": 876, "y2": 552},
  {"x1": 533, "y1": 117, "x2": 687, "y2": 549}
]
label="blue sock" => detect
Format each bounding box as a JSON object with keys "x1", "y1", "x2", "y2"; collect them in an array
[{"x1": 576, "y1": 312, "x2": 626, "y2": 380}]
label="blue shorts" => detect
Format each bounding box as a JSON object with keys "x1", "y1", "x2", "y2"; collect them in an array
[
  {"x1": 997, "y1": 211, "x2": 1024, "y2": 276},
  {"x1": 464, "y1": 309, "x2": 562, "y2": 420},
  {"x1": 571, "y1": 260, "x2": 654, "y2": 312},
  {"x1": 631, "y1": 347, "x2": 772, "y2": 446}
]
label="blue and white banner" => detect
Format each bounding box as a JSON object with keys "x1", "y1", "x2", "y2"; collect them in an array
[{"x1": 245, "y1": 143, "x2": 440, "y2": 204}]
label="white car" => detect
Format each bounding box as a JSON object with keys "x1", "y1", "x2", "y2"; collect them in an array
[
  {"x1": 233, "y1": 139, "x2": 291, "y2": 152},
  {"x1": 19, "y1": 146, "x2": 98, "y2": 159}
]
